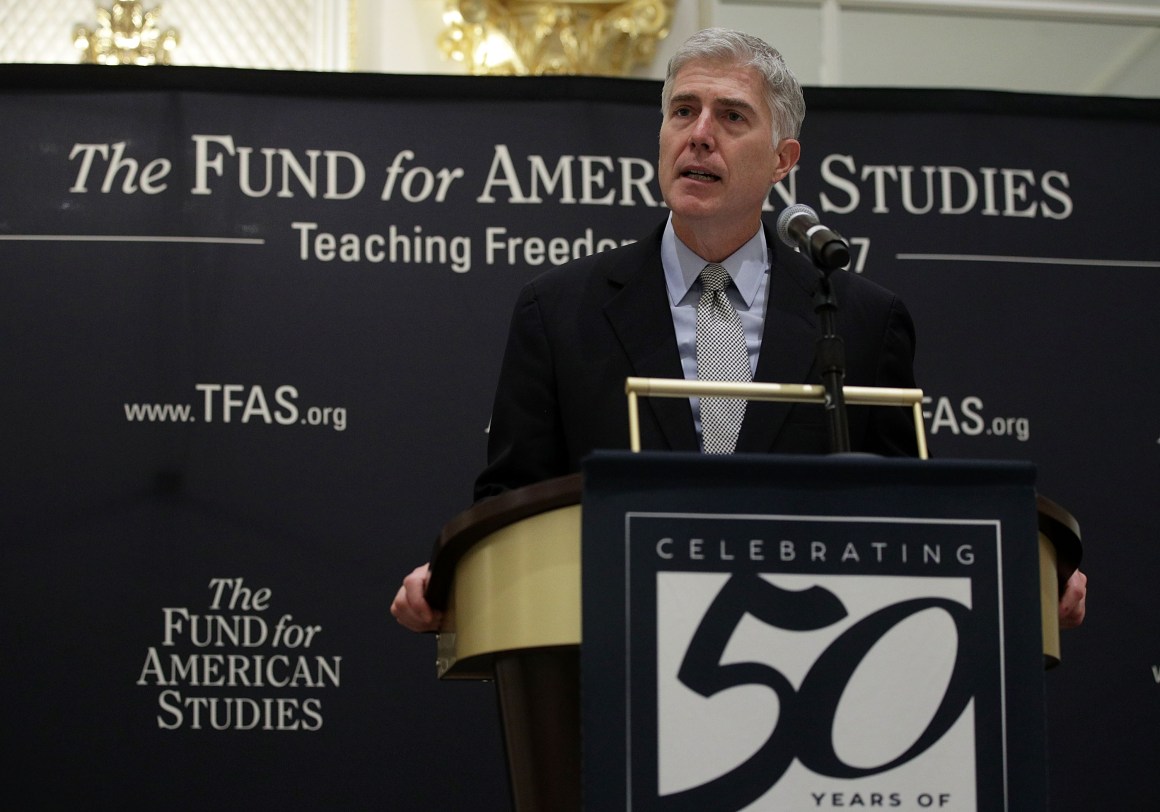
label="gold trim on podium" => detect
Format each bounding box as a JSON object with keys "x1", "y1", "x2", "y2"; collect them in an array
[
  {"x1": 437, "y1": 503, "x2": 581, "y2": 678},
  {"x1": 431, "y1": 474, "x2": 583, "y2": 678},
  {"x1": 1039, "y1": 535, "x2": 1061, "y2": 665},
  {"x1": 623, "y1": 376, "x2": 929, "y2": 459}
]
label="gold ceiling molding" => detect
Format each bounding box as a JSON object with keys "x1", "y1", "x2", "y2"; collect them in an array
[
  {"x1": 439, "y1": 0, "x2": 674, "y2": 77},
  {"x1": 74, "y1": 1, "x2": 179, "y2": 65}
]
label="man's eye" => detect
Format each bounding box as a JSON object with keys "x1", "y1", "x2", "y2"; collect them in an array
[{"x1": 726, "y1": 111, "x2": 745, "y2": 122}]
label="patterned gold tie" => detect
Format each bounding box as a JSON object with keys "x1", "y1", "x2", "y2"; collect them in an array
[{"x1": 695, "y1": 263, "x2": 751, "y2": 454}]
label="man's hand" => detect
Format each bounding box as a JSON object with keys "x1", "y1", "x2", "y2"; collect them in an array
[
  {"x1": 390, "y1": 563, "x2": 443, "y2": 633},
  {"x1": 1059, "y1": 568, "x2": 1087, "y2": 629}
]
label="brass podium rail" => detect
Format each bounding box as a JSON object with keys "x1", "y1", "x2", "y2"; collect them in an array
[{"x1": 624, "y1": 377, "x2": 929, "y2": 459}]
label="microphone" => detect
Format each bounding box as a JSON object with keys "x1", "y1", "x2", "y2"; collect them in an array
[{"x1": 776, "y1": 204, "x2": 850, "y2": 272}]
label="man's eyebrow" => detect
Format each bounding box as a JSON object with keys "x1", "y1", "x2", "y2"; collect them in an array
[
  {"x1": 668, "y1": 91, "x2": 757, "y2": 115},
  {"x1": 714, "y1": 96, "x2": 758, "y2": 114}
]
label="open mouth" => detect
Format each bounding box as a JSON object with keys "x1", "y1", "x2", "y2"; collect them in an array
[{"x1": 682, "y1": 169, "x2": 720, "y2": 182}]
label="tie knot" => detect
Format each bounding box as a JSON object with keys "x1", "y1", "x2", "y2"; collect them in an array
[{"x1": 700, "y1": 263, "x2": 731, "y2": 294}]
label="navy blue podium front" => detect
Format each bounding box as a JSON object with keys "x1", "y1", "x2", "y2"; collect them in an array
[
  {"x1": 428, "y1": 451, "x2": 1068, "y2": 811},
  {"x1": 580, "y1": 451, "x2": 1047, "y2": 812}
]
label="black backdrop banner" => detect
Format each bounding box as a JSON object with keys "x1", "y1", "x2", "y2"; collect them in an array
[{"x1": 1, "y1": 66, "x2": 1156, "y2": 810}]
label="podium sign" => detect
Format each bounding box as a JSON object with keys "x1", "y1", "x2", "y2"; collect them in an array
[{"x1": 581, "y1": 452, "x2": 1046, "y2": 811}]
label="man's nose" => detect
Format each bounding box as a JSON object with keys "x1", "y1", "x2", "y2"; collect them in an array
[{"x1": 689, "y1": 111, "x2": 714, "y2": 148}]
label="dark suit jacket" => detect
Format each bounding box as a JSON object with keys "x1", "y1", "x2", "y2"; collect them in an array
[{"x1": 475, "y1": 221, "x2": 918, "y2": 500}]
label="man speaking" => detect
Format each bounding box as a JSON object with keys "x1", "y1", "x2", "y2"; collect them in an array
[{"x1": 391, "y1": 28, "x2": 1086, "y2": 632}]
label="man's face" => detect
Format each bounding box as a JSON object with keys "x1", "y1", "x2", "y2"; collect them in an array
[{"x1": 659, "y1": 59, "x2": 798, "y2": 238}]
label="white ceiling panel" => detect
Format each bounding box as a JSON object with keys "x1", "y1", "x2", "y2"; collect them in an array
[{"x1": 714, "y1": 0, "x2": 1160, "y2": 97}]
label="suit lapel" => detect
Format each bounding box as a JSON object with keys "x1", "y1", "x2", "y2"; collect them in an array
[
  {"x1": 736, "y1": 232, "x2": 822, "y2": 453},
  {"x1": 602, "y1": 228, "x2": 699, "y2": 452},
  {"x1": 600, "y1": 223, "x2": 821, "y2": 454}
]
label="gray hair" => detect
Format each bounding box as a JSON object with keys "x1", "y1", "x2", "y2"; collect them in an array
[{"x1": 661, "y1": 28, "x2": 806, "y2": 144}]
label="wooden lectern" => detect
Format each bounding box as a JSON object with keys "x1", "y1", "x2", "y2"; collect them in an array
[
  {"x1": 425, "y1": 464, "x2": 1080, "y2": 810},
  {"x1": 427, "y1": 473, "x2": 583, "y2": 810},
  {"x1": 425, "y1": 379, "x2": 1079, "y2": 810}
]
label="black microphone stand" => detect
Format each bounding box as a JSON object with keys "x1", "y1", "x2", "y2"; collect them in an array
[
  {"x1": 775, "y1": 204, "x2": 854, "y2": 454},
  {"x1": 810, "y1": 261, "x2": 851, "y2": 454},
  {"x1": 816, "y1": 269, "x2": 853, "y2": 454}
]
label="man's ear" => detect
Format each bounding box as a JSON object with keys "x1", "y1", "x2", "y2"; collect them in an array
[{"x1": 771, "y1": 138, "x2": 801, "y2": 184}]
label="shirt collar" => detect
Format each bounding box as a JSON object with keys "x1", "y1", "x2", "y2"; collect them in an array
[{"x1": 661, "y1": 215, "x2": 768, "y2": 307}]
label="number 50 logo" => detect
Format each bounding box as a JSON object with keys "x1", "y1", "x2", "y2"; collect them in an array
[{"x1": 653, "y1": 573, "x2": 980, "y2": 811}]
